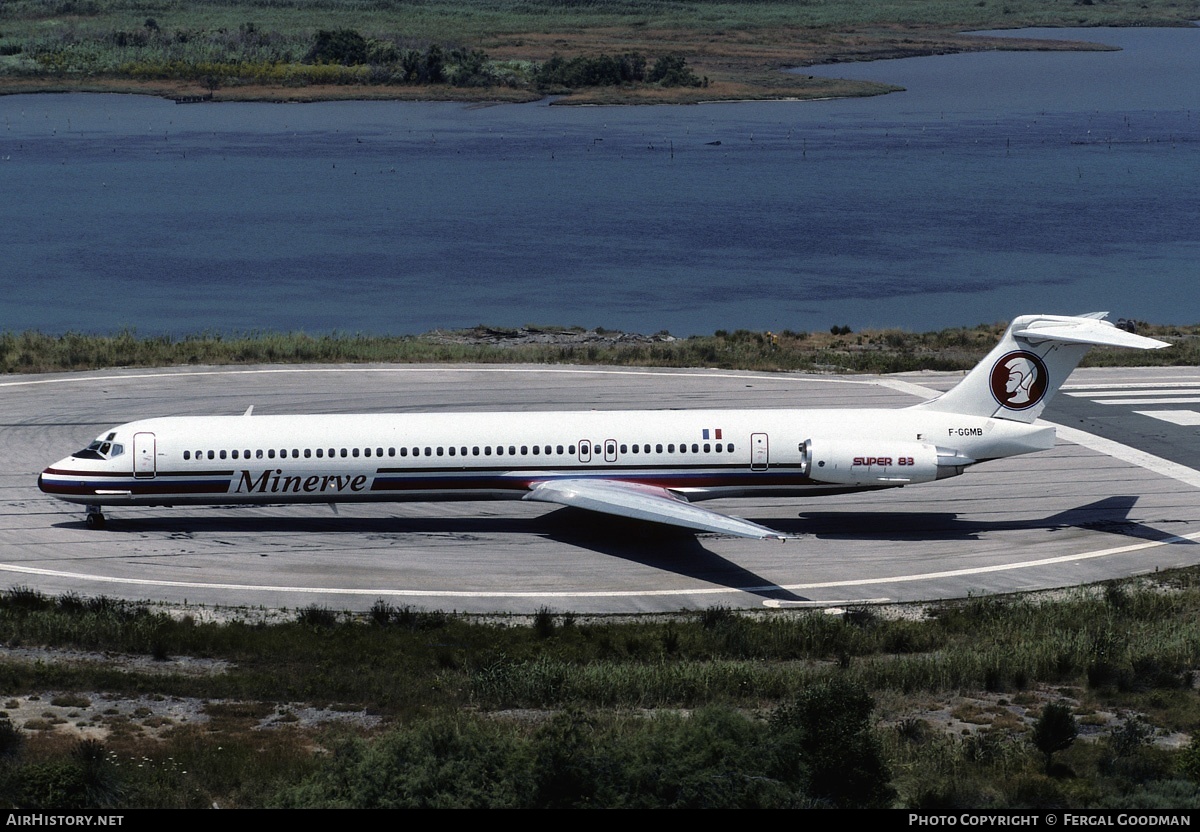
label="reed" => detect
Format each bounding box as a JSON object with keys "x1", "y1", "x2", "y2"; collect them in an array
[{"x1": 6, "y1": 574, "x2": 1200, "y2": 806}]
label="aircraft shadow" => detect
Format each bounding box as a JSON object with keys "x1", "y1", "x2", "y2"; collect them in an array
[
  {"x1": 763, "y1": 496, "x2": 1189, "y2": 545},
  {"x1": 538, "y1": 508, "x2": 811, "y2": 604},
  {"x1": 68, "y1": 507, "x2": 810, "y2": 604}
]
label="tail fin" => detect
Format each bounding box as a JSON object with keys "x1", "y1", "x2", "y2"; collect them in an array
[{"x1": 915, "y1": 313, "x2": 1170, "y2": 423}]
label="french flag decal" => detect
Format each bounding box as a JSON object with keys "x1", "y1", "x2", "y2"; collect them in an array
[{"x1": 701, "y1": 428, "x2": 723, "y2": 440}]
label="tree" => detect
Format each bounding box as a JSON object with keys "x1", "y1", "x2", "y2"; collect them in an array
[
  {"x1": 305, "y1": 29, "x2": 368, "y2": 66},
  {"x1": 769, "y1": 678, "x2": 895, "y2": 808},
  {"x1": 1032, "y1": 702, "x2": 1078, "y2": 773}
]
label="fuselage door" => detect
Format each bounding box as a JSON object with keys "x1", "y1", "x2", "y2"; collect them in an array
[
  {"x1": 604, "y1": 439, "x2": 617, "y2": 463},
  {"x1": 578, "y1": 439, "x2": 591, "y2": 463},
  {"x1": 751, "y1": 433, "x2": 769, "y2": 472},
  {"x1": 133, "y1": 432, "x2": 157, "y2": 479}
]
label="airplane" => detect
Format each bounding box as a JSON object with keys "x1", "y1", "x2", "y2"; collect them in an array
[{"x1": 39, "y1": 313, "x2": 1169, "y2": 536}]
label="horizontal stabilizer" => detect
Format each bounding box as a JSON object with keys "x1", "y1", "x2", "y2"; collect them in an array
[
  {"x1": 524, "y1": 478, "x2": 788, "y2": 540},
  {"x1": 1012, "y1": 317, "x2": 1170, "y2": 350}
]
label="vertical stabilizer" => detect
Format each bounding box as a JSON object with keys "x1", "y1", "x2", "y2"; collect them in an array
[{"x1": 914, "y1": 313, "x2": 1169, "y2": 422}]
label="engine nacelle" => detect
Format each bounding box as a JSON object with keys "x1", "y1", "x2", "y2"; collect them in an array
[{"x1": 802, "y1": 439, "x2": 962, "y2": 486}]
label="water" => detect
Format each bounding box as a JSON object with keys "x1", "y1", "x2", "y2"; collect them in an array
[{"x1": 1, "y1": 27, "x2": 1197, "y2": 336}]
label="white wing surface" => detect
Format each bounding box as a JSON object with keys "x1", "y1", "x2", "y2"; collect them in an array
[{"x1": 523, "y1": 479, "x2": 788, "y2": 540}]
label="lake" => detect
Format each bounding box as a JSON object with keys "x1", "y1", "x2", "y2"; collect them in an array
[{"x1": 1, "y1": 26, "x2": 1197, "y2": 336}]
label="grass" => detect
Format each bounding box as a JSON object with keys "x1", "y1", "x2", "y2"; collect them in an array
[
  {"x1": 2, "y1": 321, "x2": 1198, "y2": 376},
  {"x1": 5, "y1": 577, "x2": 1200, "y2": 806},
  {"x1": 0, "y1": 0, "x2": 1196, "y2": 102}
]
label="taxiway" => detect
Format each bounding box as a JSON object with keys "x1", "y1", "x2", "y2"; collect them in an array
[{"x1": 3, "y1": 364, "x2": 1198, "y2": 614}]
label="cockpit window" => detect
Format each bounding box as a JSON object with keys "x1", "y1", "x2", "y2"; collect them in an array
[{"x1": 72, "y1": 436, "x2": 120, "y2": 460}]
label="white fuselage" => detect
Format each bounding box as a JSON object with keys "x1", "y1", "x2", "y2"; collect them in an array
[{"x1": 39, "y1": 406, "x2": 1054, "y2": 508}]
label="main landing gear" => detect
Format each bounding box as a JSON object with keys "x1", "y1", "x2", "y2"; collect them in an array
[{"x1": 85, "y1": 505, "x2": 106, "y2": 529}]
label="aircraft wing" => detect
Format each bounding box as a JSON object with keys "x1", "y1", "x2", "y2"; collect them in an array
[{"x1": 523, "y1": 478, "x2": 788, "y2": 540}]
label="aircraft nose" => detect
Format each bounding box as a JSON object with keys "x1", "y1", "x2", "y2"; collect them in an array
[{"x1": 39, "y1": 459, "x2": 71, "y2": 494}]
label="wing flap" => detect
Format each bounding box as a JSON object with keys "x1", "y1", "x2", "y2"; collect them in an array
[{"x1": 523, "y1": 478, "x2": 787, "y2": 540}]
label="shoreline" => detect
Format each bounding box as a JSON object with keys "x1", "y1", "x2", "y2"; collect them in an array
[
  {"x1": 3, "y1": 322, "x2": 1196, "y2": 377},
  {"x1": 0, "y1": 28, "x2": 1126, "y2": 106}
]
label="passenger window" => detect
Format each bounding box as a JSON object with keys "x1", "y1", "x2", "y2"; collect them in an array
[
  {"x1": 520, "y1": 446, "x2": 528, "y2": 455},
  {"x1": 448, "y1": 447, "x2": 456, "y2": 456},
  {"x1": 728, "y1": 443, "x2": 735, "y2": 453},
  {"x1": 353, "y1": 448, "x2": 360, "y2": 458},
  {"x1": 485, "y1": 447, "x2": 492, "y2": 456},
  {"x1": 509, "y1": 446, "x2": 516, "y2": 455},
  {"x1": 620, "y1": 444, "x2": 627, "y2": 454},
  {"x1": 496, "y1": 446, "x2": 504, "y2": 456},
  {"x1": 703, "y1": 444, "x2": 710, "y2": 453},
  {"x1": 340, "y1": 449, "x2": 348, "y2": 458},
  {"x1": 532, "y1": 445, "x2": 539, "y2": 455},
  {"x1": 219, "y1": 450, "x2": 227, "y2": 459},
  {"x1": 473, "y1": 447, "x2": 480, "y2": 456},
  {"x1": 388, "y1": 448, "x2": 395, "y2": 457},
  {"x1": 184, "y1": 451, "x2": 191, "y2": 460},
  {"x1": 656, "y1": 444, "x2": 663, "y2": 453},
  {"x1": 400, "y1": 448, "x2": 407, "y2": 457},
  {"x1": 304, "y1": 449, "x2": 311, "y2": 458},
  {"x1": 316, "y1": 449, "x2": 323, "y2": 458}
]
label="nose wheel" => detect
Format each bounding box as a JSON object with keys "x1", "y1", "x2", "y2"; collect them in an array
[{"x1": 85, "y1": 505, "x2": 106, "y2": 529}]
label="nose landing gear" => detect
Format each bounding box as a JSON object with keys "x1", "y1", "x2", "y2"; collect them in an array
[{"x1": 85, "y1": 505, "x2": 106, "y2": 529}]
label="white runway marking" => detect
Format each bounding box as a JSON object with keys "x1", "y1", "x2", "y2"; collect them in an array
[
  {"x1": 4, "y1": 531, "x2": 1200, "y2": 603},
  {"x1": 1133, "y1": 410, "x2": 1200, "y2": 426},
  {"x1": 0, "y1": 365, "x2": 882, "y2": 389},
  {"x1": 1095, "y1": 397, "x2": 1200, "y2": 405}
]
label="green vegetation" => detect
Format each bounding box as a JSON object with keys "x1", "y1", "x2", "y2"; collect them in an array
[
  {"x1": 1, "y1": 0, "x2": 1197, "y2": 102},
  {"x1": 6, "y1": 576, "x2": 1200, "y2": 806},
  {"x1": 1, "y1": 321, "x2": 1197, "y2": 376}
]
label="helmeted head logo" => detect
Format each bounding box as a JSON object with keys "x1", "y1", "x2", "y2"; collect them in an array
[{"x1": 989, "y1": 350, "x2": 1049, "y2": 410}]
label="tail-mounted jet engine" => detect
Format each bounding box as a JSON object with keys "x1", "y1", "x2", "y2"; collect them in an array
[{"x1": 801, "y1": 439, "x2": 974, "y2": 486}]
